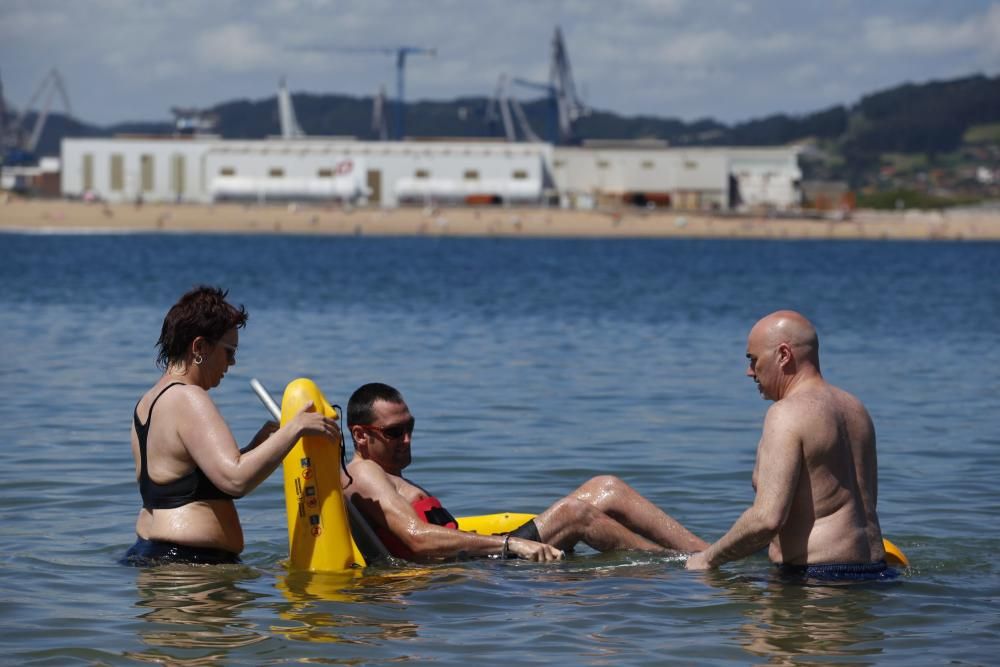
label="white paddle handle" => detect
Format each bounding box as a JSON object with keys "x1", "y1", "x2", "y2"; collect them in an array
[{"x1": 250, "y1": 378, "x2": 282, "y2": 420}]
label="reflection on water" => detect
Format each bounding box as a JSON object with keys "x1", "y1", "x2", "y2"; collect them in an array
[
  {"x1": 126, "y1": 566, "x2": 267, "y2": 664},
  {"x1": 705, "y1": 569, "x2": 890, "y2": 665},
  {"x1": 272, "y1": 566, "x2": 456, "y2": 644}
]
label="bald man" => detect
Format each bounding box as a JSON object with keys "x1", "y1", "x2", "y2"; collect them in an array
[{"x1": 686, "y1": 311, "x2": 893, "y2": 580}]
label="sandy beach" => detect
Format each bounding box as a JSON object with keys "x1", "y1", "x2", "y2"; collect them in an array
[{"x1": 2, "y1": 197, "x2": 999, "y2": 240}]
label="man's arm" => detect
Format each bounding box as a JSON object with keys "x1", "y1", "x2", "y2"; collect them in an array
[
  {"x1": 346, "y1": 460, "x2": 562, "y2": 562},
  {"x1": 687, "y1": 404, "x2": 803, "y2": 569}
]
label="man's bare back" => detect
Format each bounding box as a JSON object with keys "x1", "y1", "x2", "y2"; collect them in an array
[{"x1": 760, "y1": 381, "x2": 885, "y2": 565}]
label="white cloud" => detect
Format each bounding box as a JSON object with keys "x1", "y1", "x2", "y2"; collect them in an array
[
  {"x1": 864, "y1": 6, "x2": 1000, "y2": 57},
  {"x1": 194, "y1": 23, "x2": 278, "y2": 72},
  {"x1": 984, "y1": 5, "x2": 1000, "y2": 56},
  {"x1": 0, "y1": 5, "x2": 70, "y2": 37},
  {"x1": 629, "y1": 0, "x2": 687, "y2": 18},
  {"x1": 657, "y1": 30, "x2": 734, "y2": 66}
]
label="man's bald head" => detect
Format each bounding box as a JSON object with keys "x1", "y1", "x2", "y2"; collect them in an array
[
  {"x1": 751, "y1": 310, "x2": 820, "y2": 363},
  {"x1": 746, "y1": 311, "x2": 822, "y2": 400}
]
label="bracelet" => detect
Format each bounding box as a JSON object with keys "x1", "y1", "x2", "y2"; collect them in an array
[{"x1": 501, "y1": 534, "x2": 511, "y2": 559}]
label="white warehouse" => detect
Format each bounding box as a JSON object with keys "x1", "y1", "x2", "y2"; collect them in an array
[
  {"x1": 551, "y1": 142, "x2": 801, "y2": 212},
  {"x1": 60, "y1": 136, "x2": 801, "y2": 211},
  {"x1": 61, "y1": 137, "x2": 552, "y2": 207}
]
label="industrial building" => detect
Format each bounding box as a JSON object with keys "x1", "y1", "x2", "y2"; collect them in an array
[
  {"x1": 59, "y1": 137, "x2": 553, "y2": 207},
  {"x1": 59, "y1": 135, "x2": 801, "y2": 212},
  {"x1": 551, "y1": 142, "x2": 801, "y2": 211}
]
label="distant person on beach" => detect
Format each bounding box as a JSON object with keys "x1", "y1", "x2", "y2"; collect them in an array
[
  {"x1": 685, "y1": 310, "x2": 891, "y2": 580},
  {"x1": 122, "y1": 286, "x2": 340, "y2": 566},
  {"x1": 342, "y1": 382, "x2": 707, "y2": 562}
]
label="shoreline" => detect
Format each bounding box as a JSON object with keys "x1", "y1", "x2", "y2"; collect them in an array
[{"x1": 2, "y1": 198, "x2": 999, "y2": 241}]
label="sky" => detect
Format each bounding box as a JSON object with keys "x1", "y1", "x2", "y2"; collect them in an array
[{"x1": 1, "y1": 0, "x2": 998, "y2": 127}]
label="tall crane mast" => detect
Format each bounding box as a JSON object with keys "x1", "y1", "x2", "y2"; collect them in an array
[
  {"x1": 277, "y1": 77, "x2": 305, "y2": 138},
  {"x1": 0, "y1": 70, "x2": 9, "y2": 148},
  {"x1": 511, "y1": 78, "x2": 559, "y2": 144},
  {"x1": 486, "y1": 74, "x2": 516, "y2": 141},
  {"x1": 371, "y1": 84, "x2": 389, "y2": 141},
  {"x1": 1, "y1": 68, "x2": 73, "y2": 164},
  {"x1": 486, "y1": 74, "x2": 541, "y2": 143},
  {"x1": 511, "y1": 27, "x2": 587, "y2": 145},
  {"x1": 385, "y1": 46, "x2": 435, "y2": 140},
  {"x1": 293, "y1": 44, "x2": 434, "y2": 140},
  {"x1": 549, "y1": 27, "x2": 586, "y2": 143}
]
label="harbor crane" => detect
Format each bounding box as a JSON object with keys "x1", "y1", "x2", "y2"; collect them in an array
[
  {"x1": 510, "y1": 27, "x2": 587, "y2": 145},
  {"x1": 511, "y1": 77, "x2": 560, "y2": 144},
  {"x1": 293, "y1": 43, "x2": 435, "y2": 140},
  {"x1": 277, "y1": 77, "x2": 305, "y2": 138},
  {"x1": 1, "y1": 67, "x2": 73, "y2": 165},
  {"x1": 486, "y1": 74, "x2": 541, "y2": 143},
  {"x1": 371, "y1": 84, "x2": 389, "y2": 141},
  {"x1": 350, "y1": 46, "x2": 435, "y2": 140},
  {"x1": 549, "y1": 27, "x2": 587, "y2": 142}
]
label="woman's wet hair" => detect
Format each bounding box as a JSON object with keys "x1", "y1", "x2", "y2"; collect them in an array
[{"x1": 156, "y1": 286, "x2": 248, "y2": 369}]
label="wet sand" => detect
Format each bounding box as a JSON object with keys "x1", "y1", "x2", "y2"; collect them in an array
[{"x1": 2, "y1": 198, "x2": 999, "y2": 240}]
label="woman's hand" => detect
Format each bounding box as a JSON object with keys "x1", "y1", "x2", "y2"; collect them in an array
[{"x1": 289, "y1": 401, "x2": 342, "y2": 442}]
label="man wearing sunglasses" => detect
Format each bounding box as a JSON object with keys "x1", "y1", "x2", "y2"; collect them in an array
[{"x1": 343, "y1": 382, "x2": 707, "y2": 562}]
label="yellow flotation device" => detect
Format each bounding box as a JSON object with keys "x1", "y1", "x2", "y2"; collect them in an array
[
  {"x1": 279, "y1": 378, "x2": 362, "y2": 571},
  {"x1": 882, "y1": 537, "x2": 909, "y2": 568},
  {"x1": 456, "y1": 512, "x2": 536, "y2": 535}
]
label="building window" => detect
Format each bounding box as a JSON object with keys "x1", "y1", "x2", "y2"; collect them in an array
[
  {"x1": 110, "y1": 154, "x2": 124, "y2": 191},
  {"x1": 82, "y1": 154, "x2": 94, "y2": 191},
  {"x1": 596, "y1": 160, "x2": 610, "y2": 169},
  {"x1": 641, "y1": 160, "x2": 655, "y2": 169},
  {"x1": 415, "y1": 169, "x2": 430, "y2": 179},
  {"x1": 171, "y1": 154, "x2": 186, "y2": 196},
  {"x1": 512, "y1": 170, "x2": 528, "y2": 180},
  {"x1": 317, "y1": 168, "x2": 334, "y2": 178},
  {"x1": 269, "y1": 168, "x2": 285, "y2": 178},
  {"x1": 219, "y1": 167, "x2": 236, "y2": 176},
  {"x1": 170, "y1": 153, "x2": 185, "y2": 199},
  {"x1": 463, "y1": 169, "x2": 479, "y2": 180},
  {"x1": 140, "y1": 154, "x2": 155, "y2": 192}
]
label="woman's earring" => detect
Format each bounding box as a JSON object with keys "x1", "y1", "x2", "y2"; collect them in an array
[{"x1": 194, "y1": 353, "x2": 204, "y2": 365}]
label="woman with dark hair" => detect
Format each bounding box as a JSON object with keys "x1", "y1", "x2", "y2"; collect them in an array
[{"x1": 123, "y1": 286, "x2": 339, "y2": 566}]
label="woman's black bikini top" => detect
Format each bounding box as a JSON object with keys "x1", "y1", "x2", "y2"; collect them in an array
[{"x1": 134, "y1": 382, "x2": 238, "y2": 509}]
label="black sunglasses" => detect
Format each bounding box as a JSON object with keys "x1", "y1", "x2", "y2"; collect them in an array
[{"x1": 357, "y1": 418, "x2": 415, "y2": 441}]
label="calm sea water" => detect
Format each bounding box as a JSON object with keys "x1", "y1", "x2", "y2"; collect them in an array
[{"x1": 0, "y1": 231, "x2": 998, "y2": 665}]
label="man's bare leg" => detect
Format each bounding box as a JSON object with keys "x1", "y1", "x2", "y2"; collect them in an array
[
  {"x1": 532, "y1": 496, "x2": 668, "y2": 552},
  {"x1": 570, "y1": 476, "x2": 708, "y2": 551}
]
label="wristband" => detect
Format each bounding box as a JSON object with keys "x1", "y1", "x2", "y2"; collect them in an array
[{"x1": 501, "y1": 534, "x2": 511, "y2": 559}]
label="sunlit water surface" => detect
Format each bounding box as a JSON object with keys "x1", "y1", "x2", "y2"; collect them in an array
[{"x1": 0, "y1": 232, "x2": 997, "y2": 665}]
